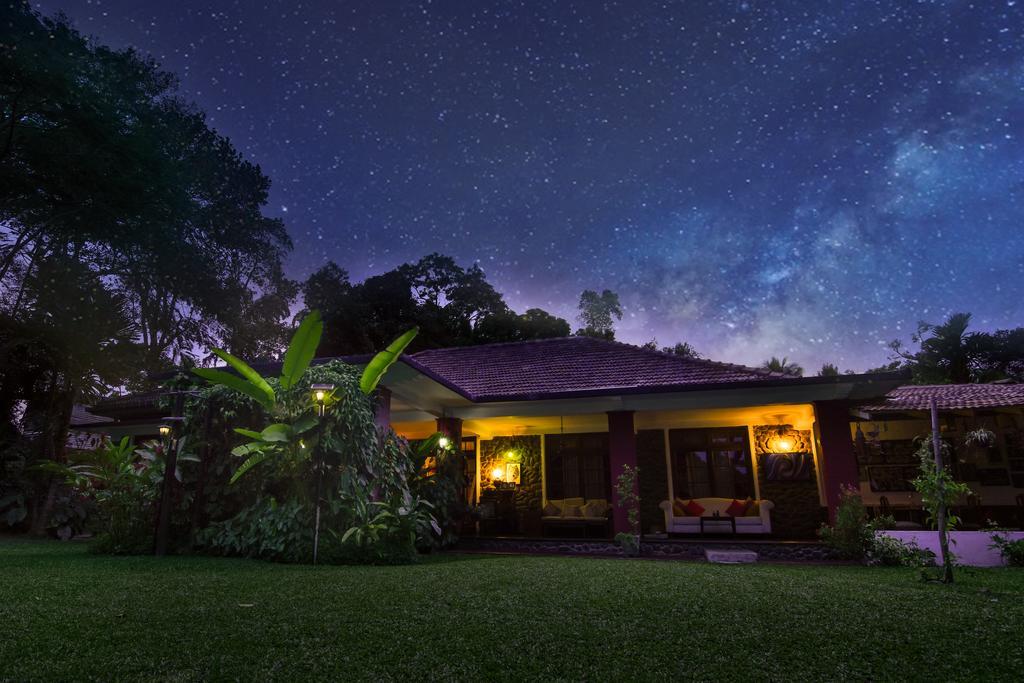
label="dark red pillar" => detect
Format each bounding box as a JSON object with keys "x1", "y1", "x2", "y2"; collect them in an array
[
  {"x1": 813, "y1": 400, "x2": 858, "y2": 523},
  {"x1": 607, "y1": 410, "x2": 638, "y2": 535},
  {"x1": 435, "y1": 416, "x2": 463, "y2": 445},
  {"x1": 374, "y1": 387, "x2": 391, "y2": 433}
]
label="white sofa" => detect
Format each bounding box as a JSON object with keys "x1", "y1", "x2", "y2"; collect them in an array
[
  {"x1": 659, "y1": 497, "x2": 774, "y2": 535},
  {"x1": 541, "y1": 497, "x2": 611, "y2": 537}
]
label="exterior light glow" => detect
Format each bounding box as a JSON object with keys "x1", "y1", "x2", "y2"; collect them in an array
[
  {"x1": 158, "y1": 425, "x2": 171, "y2": 437},
  {"x1": 768, "y1": 433, "x2": 796, "y2": 453},
  {"x1": 491, "y1": 466, "x2": 505, "y2": 481},
  {"x1": 438, "y1": 436, "x2": 450, "y2": 449},
  {"x1": 310, "y1": 384, "x2": 336, "y2": 416}
]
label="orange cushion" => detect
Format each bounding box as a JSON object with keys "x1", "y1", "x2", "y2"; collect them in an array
[
  {"x1": 725, "y1": 499, "x2": 747, "y2": 517},
  {"x1": 683, "y1": 499, "x2": 705, "y2": 516},
  {"x1": 744, "y1": 498, "x2": 761, "y2": 517},
  {"x1": 672, "y1": 497, "x2": 688, "y2": 516}
]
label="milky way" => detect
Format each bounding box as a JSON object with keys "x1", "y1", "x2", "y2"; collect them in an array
[{"x1": 33, "y1": 0, "x2": 1024, "y2": 371}]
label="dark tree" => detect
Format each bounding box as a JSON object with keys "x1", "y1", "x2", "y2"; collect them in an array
[
  {"x1": 303, "y1": 256, "x2": 570, "y2": 354},
  {"x1": 885, "y1": 312, "x2": 1024, "y2": 384},
  {"x1": 0, "y1": 4, "x2": 294, "y2": 532},
  {"x1": 575, "y1": 289, "x2": 622, "y2": 340},
  {"x1": 817, "y1": 363, "x2": 840, "y2": 377},
  {"x1": 1, "y1": 4, "x2": 294, "y2": 374},
  {"x1": 761, "y1": 356, "x2": 804, "y2": 377}
]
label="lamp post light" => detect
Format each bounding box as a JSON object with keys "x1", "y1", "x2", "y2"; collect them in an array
[
  {"x1": 154, "y1": 414, "x2": 184, "y2": 557},
  {"x1": 310, "y1": 384, "x2": 335, "y2": 565}
]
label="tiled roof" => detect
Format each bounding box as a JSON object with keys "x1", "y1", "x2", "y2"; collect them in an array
[
  {"x1": 859, "y1": 383, "x2": 1024, "y2": 412},
  {"x1": 68, "y1": 404, "x2": 114, "y2": 427},
  {"x1": 408, "y1": 336, "x2": 784, "y2": 401},
  {"x1": 92, "y1": 390, "x2": 164, "y2": 414}
]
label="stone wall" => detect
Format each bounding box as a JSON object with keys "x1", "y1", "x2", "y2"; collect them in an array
[
  {"x1": 480, "y1": 435, "x2": 542, "y2": 535},
  {"x1": 754, "y1": 425, "x2": 825, "y2": 539},
  {"x1": 456, "y1": 537, "x2": 838, "y2": 562},
  {"x1": 636, "y1": 429, "x2": 668, "y2": 534}
]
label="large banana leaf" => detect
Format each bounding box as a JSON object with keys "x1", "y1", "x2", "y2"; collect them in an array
[
  {"x1": 210, "y1": 347, "x2": 276, "y2": 408},
  {"x1": 192, "y1": 368, "x2": 275, "y2": 412},
  {"x1": 230, "y1": 451, "x2": 270, "y2": 484},
  {"x1": 280, "y1": 310, "x2": 323, "y2": 390},
  {"x1": 292, "y1": 413, "x2": 319, "y2": 434},
  {"x1": 360, "y1": 327, "x2": 418, "y2": 395},
  {"x1": 260, "y1": 423, "x2": 294, "y2": 442}
]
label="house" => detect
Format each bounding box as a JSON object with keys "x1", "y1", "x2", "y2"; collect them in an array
[
  {"x1": 84, "y1": 336, "x2": 920, "y2": 539},
  {"x1": 853, "y1": 383, "x2": 1024, "y2": 529}
]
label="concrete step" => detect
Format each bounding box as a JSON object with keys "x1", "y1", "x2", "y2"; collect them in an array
[{"x1": 705, "y1": 548, "x2": 758, "y2": 564}]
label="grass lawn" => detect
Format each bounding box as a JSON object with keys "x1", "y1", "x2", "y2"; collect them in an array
[{"x1": 1, "y1": 541, "x2": 1022, "y2": 681}]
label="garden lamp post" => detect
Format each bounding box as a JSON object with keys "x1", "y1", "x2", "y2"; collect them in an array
[{"x1": 310, "y1": 384, "x2": 335, "y2": 565}]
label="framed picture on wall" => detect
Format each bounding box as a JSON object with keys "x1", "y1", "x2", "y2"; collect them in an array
[{"x1": 505, "y1": 462, "x2": 521, "y2": 485}]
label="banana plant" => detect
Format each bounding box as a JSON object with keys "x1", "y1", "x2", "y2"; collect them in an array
[{"x1": 191, "y1": 310, "x2": 418, "y2": 483}]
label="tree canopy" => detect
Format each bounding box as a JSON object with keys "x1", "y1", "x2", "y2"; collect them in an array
[
  {"x1": 886, "y1": 312, "x2": 1024, "y2": 384},
  {"x1": 301, "y1": 254, "x2": 571, "y2": 355},
  {"x1": 1, "y1": 3, "x2": 295, "y2": 381},
  {"x1": 576, "y1": 289, "x2": 622, "y2": 340},
  {"x1": 0, "y1": 3, "x2": 296, "y2": 533},
  {"x1": 761, "y1": 356, "x2": 804, "y2": 377}
]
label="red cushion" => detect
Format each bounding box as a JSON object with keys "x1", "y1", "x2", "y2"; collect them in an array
[
  {"x1": 683, "y1": 499, "x2": 705, "y2": 516},
  {"x1": 725, "y1": 499, "x2": 747, "y2": 517}
]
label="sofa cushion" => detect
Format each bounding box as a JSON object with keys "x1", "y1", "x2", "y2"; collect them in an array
[
  {"x1": 672, "y1": 498, "x2": 688, "y2": 516},
  {"x1": 581, "y1": 500, "x2": 608, "y2": 518},
  {"x1": 561, "y1": 504, "x2": 581, "y2": 517},
  {"x1": 735, "y1": 516, "x2": 763, "y2": 526},
  {"x1": 725, "y1": 499, "x2": 747, "y2": 517},
  {"x1": 744, "y1": 498, "x2": 761, "y2": 517},
  {"x1": 683, "y1": 499, "x2": 705, "y2": 516},
  {"x1": 543, "y1": 501, "x2": 560, "y2": 516}
]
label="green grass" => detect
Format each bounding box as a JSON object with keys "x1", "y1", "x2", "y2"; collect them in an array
[{"x1": 1, "y1": 541, "x2": 1022, "y2": 681}]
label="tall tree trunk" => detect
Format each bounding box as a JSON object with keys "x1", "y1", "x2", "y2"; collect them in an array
[
  {"x1": 930, "y1": 398, "x2": 954, "y2": 584},
  {"x1": 28, "y1": 382, "x2": 74, "y2": 536},
  {"x1": 189, "y1": 403, "x2": 214, "y2": 548}
]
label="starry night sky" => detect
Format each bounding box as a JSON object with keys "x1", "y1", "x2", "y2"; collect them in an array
[{"x1": 34, "y1": 1, "x2": 1024, "y2": 371}]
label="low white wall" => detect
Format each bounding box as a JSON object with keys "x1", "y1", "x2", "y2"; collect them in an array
[{"x1": 879, "y1": 530, "x2": 1024, "y2": 567}]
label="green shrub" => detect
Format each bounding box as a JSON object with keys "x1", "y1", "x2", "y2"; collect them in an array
[
  {"x1": 818, "y1": 486, "x2": 894, "y2": 560},
  {"x1": 989, "y1": 531, "x2": 1024, "y2": 567},
  {"x1": 198, "y1": 497, "x2": 311, "y2": 563},
  {"x1": 865, "y1": 534, "x2": 935, "y2": 567}
]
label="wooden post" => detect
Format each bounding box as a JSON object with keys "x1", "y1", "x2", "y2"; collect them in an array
[
  {"x1": 155, "y1": 392, "x2": 185, "y2": 557},
  {"x1": 930, "y1": 397, "x2": 953, "y2": 583},
  {"x1": 312, "y1": 413, "x2": 325, "y2": 565}
]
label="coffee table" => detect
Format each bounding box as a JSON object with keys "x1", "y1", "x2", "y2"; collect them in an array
[{"x1": 699, "y1": 515, "x2": 736, "y2": 534}]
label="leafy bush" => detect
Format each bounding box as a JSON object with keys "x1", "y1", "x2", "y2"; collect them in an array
[
  {"x1": 332, "y1": 491, "x2": 439, "y2": 565},
  {"x1": 989, "y1": 531, "x2": 1024, "y2": 567},
  {"x1": 1, "y1": 444, "x2": 33, "y2": 531},
  {"x1": 408, "y1": 433, "x2": 465, "y2": 549},
  {"x1": 614, "y1": 464, "x2": 641, "y2": 556},
  {"x1": 819, "y1": 486, "x2": 894, "y2": 560},
  {"x1": 43, "y1": 436, "x2": 193, "y2": 554},
  {"x1": 865, "y1": 534, "x2": 935, "y2": 568},
  {"x1": 198, "y1": 498, "x2": 311, "y2": 563}
]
